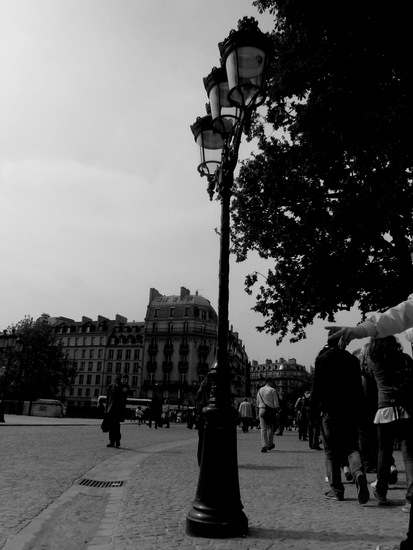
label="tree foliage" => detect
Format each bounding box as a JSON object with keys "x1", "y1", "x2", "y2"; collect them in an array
[
  {"x1": 231, "y1": 0, "x2": 413, "y2": 343},
  {"x1": 3, "y1": 317, "x2": 76, "y2": 401}
]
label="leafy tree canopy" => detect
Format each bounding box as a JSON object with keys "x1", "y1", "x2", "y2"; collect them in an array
[
  {"x1": 2, "y1": 317, "x2": 76, "y2": 401},
  {"x1": 231, "y1": 0, "x2": 413, "y2": 343}
]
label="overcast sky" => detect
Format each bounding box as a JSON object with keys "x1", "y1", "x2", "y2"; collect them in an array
[{"x1": 1, "y1": 0, "x2": 410, "y2": 369}]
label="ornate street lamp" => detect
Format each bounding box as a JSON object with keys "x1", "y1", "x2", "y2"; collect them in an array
[{"x1": 187, "y1": 17, "x2": 272, "y2": 538}]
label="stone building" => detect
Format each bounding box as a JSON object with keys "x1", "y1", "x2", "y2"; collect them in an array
[
  {"x1": 141, "y1": 287, "x2": 217, "y2": 407},
  {"x1": 45, "y1": 314, "x2": 144, "y2": 407},
  {"x1": 141, "y1": 287, "x2": 250, "y2": 406},
  {"x1": 250, "y1": 357, "x2": 310, "y2": 402}
]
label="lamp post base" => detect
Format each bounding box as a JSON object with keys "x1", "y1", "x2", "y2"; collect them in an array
[
  {"x1": 185, "y1": 402, "x2": 248, "y2": 539},
  {"x1": 186, "y1": 504, "x2": 248, "y2": 538}
]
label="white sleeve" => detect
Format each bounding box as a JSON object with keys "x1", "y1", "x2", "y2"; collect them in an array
[{"x1": 360, "y1": 295, "x2": 413, "y2": 338}]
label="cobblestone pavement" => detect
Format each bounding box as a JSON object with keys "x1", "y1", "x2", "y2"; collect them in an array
[{"x1": 1, "y1": 417, "x2": 410, "y2": 550}]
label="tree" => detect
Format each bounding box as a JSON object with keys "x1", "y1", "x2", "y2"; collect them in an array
[
  {"x1": 5, "y1": 317, "x2": 76, "y2": 406},
  {"x1": 231, "y1": 0, "x2": 413, "y2": 343}
]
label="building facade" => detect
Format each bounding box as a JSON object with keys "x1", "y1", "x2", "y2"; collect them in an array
[
  {"x1": 45, "y1": 314, "x2": 144, "y2": 407},
  {"x1": 250, "y1": 358, "x2": 310, "y2": 402},
  {"x1": 41, "y1": 286, "x2": 250, "y2": 409},
  {"x1": 141, "y1": 287, "x2": 218, "y2": 407}
]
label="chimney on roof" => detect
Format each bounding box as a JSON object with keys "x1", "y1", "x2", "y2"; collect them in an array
[{"x1": 180, "y1": 287, "x2": 190, "y2": 299}]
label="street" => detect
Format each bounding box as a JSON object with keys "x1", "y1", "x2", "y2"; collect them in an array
[{"x1": 0, "y1": 418, "x2": 410, "y2": 549}]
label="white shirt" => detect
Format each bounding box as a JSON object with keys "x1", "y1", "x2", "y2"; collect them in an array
[{"x1": 256, "y1": 384, "x2": 280, "y2": 409}]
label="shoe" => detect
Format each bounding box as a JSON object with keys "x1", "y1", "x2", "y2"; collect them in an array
[
  {"x1": 261, "y1": 446, "x2": 267, "y2": 453},
  {"x1": 325, "y1": 476, "x2": 329, "y2": 483},
  {"x1": 370, "y1": 479, "x2": 377, "y2": 488},
  {"x1": 107, "y1": 443, "x2": 114, "y2": 447},
  {"x1": 389, "y1": 467, "x2": 398, "y2": 485},
  {"x1": 402, "y1": 502, "x2": 411, "y2": 513},
  {"x1": 268, "y1": 443, "x2": 275, "y2": 450},
  {"x1": 356, "y1": 474, "x2": 370, "y2": 504},
  {"x1": 115, "y1": 442, "x2": 120, "y2": 448},
  {"x1": 373, "y1": 489, "x2": 388, "y2": 504},
  {"x1": 324, "y1": 490, "x2": 344, "y2": 501}
]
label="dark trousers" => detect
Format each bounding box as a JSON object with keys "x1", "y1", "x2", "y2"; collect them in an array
[
  {"x1": 376, "y1": 418, "x2": 413, "y2": 503},
  {"x1": 108, "y1": 420, "x2": 121, "y2": 444},
  {"x1": 320, "y1": 414, "x2": 364, "y2": 497}
]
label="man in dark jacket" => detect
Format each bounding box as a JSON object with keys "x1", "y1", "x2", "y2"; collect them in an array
[
  {"x1": 105, "y1": 373, "x2": 129, "y2": 447},
  {"x1": 310, "y1": 330, "x2": 369, "y2": 504}
]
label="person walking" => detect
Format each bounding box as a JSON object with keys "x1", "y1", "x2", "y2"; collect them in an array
[
  {"x1": 360, "y1": 336, "x2": 413, "y2": 510},
  {"x1": 162, "y1": 398, "x2": 171, "y2": 428},
  {"x1": 105, "y1": 373, "x2": 129, "y2": 448},
  {"x1": 327, "y1": 292, "x2": 413, "y2": 550},
  {"x1": 148, "y1": 395, "x2": 162, "y2": 429},
  {"x1": 310, "y1": 332, "x2": 369, "y2": 504},
  {"x1": 238, "y1": 398, "x2": 253, "y2": 433},
  {"x1": 257, "y1": 380, "x2": 280, "y2": 453}
]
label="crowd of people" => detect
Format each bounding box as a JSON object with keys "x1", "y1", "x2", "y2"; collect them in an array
[{"x1": 101, "y1": 294, "x2": 413, "y2": 550}]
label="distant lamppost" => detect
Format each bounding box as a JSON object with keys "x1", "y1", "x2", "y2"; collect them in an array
[
  {"x1": 187, "y1": 17, "x2": 271, "y2": 538},
  {"x1": 0, "y1": 329, "x2": 22, "y2": 422}
]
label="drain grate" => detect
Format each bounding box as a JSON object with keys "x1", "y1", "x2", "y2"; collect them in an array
[{"x1": 78, "y1": 478, "x2": 125, "y2": 488}]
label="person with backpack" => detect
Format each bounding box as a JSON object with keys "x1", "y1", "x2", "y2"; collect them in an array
[{"x1": 327, "y1": 292, "x2": 413, "y2": 550}]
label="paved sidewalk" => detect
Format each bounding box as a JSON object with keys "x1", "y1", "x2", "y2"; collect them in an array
[{"x1": 1, "y1": 417, "x2": 409, "y2": 550}]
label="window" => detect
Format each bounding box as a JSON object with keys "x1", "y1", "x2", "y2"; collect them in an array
[
  {"x1": 109, "y1": 349, "x2": 114, "y2": 359},
  {"x1": 180, "y1": 373, "x2": 186, "y2": 384},
  {"x1": 154, "y1": 309, "x2": 159, "y2": 318},
  {"x1": 88, "y1": 362, "x2": 93, "y2": 371},
  {"x1": 79, "y1": 375, "x2": 84, "y2": 384},
  {"x1": 170, "y1": 308, "x2": 175, "y2": 317},
  {"x1": 152, "y1": 323, "x2": 157, "y2": 333},
  {"x1": 67, "y1": 338, "x2": 71, "y2": 346},
  {"x1": 124, "y1": 363, "x2": 130, "y2": 374},
  {"x1": 168, "y1": 322, "x2": 173, "y2": 333},
  {"x1": 86, "y1": 375, "x2": 92, "y2": 384},
  {"x1": 94, "y1": 389, "x2": 99, "y2": 397},
  {"x1": 185, "y1": 307, "x2": 190, "y2": 317},
  {"x1": 85, "y1": 389, "x2": 90, "y2": 397},
  {"x1": 97, "y1": 362, "x2": 102, "y2": 371},
  {"x1": 116, "y1": 363, "x2": 121, "y2": 373},
  {"x1": 70, "y1": 388, "x2": 74, "y2": 396},
  {"x1": 134, "y1": 349, "x2": 140, "y2": 359},
  {"x1": 73, "y1": 349, "x2": 78, "y2": 359},
  {"x1": 98, "y1": 349, "x2": 103, "y2": 358},
  {"x1": 133, "y1": 363, "x2": 139, "y2": 373},
  {"x1": 132, "y1": 376, "x2": 138, "y2": 387},
  {"x1": 148, "y1": 373, "x2": 154, "y2": 383},
  {"x1": 117, "y1": 349, "x2": 122, "y2": 360},
  {"x1": 99, "y1": 337, "x2": 104, "y2": 345},
  {"x1": 96, "y1": 374, "x2": 101, "y2": 385},
  {"x1": 91, "y1": 337, "x2": 95, "y2": 345},
  {"x1": 77, "y1": 388, "x2": 83, "y2": 396},
  {"x1": 89, "y1": 349, "x2": 94, "y2": 359},
  {"x1": 82, "y1": 350, "x2": 86, "y2": 358},
  {"x1": 126, "y1": 349, "x2": 131, "y2": 360},
  {"x1": 106, "y1": 375, "x2": 112, "y2": 386},
  {"x1": 80, "y1": 362, "x2": 85, "y2": 371},
  {"x1": 183, "y1": 322, "x2": 188, "y2": 333},
  {"x1": 107, "y1": 362, "x2": 113, "y2": 372}
]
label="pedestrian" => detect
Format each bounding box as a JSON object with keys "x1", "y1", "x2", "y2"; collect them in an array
[
  {"x1": 256, "y1": 380, "x2": 280, "y2": 453},
  {"x1": 295, "y1": 391, "x2": 311, "y2": 441},
  {"x1": 148, "y1": 395, "x2": 162, "y2": 429},
  {"x1": 162, "y1": 399, "x2": 171, "y2": 428},
  {"x1": 327, "y1": 292, "x2": 413, "y2": 550},
  {"x1": 310, "y1": 331, "x2": 369, "y2": 504},
  {"x1": 105, "y1": 372, "x2": 129, "y2": 448},
  {"x1": 135, "y1": 406, "x2": 143, "y2": 425},
  {"x1": 238, "y1": 398, "x2": 253, "y2": 433},
  {"x1": 360, "y1": 336, "x2": 413, "y2": 510}
]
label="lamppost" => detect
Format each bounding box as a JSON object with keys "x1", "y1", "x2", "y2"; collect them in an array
[
  {"x1": 0, "y1": 329, "x2": 22, "y2": 422},
  {"x1": 186, "y1": 17, "x2": 271, "y2": 538}
]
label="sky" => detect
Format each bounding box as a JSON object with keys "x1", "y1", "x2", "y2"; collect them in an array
[{"x1": 1, "y1": 0, "x2": 411, "y2": 370}]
